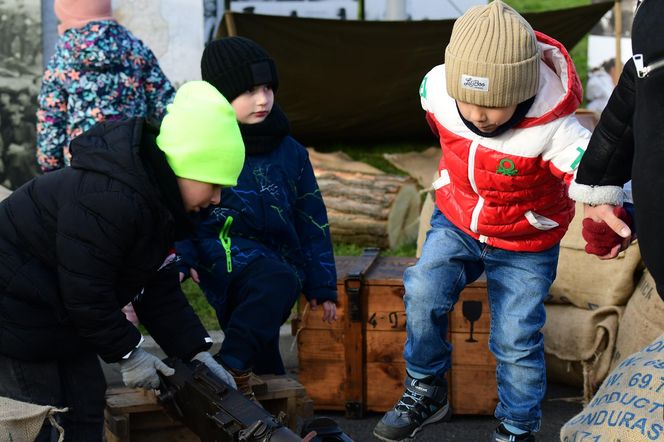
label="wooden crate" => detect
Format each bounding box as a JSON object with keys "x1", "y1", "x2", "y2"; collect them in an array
[
  {"x1": 296, "y1": 255, "x2": 497, "y2": 416},
  {"x1": 104, "y1": 376, "x2": 312, "y2": 441},
  {"x1": 104, "y1": 388, "x2": 196, "y2": 442}
]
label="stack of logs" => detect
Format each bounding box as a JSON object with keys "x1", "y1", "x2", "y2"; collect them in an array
[{"x1": 308, "y1": 149, "x2": 420, "y2": 249}]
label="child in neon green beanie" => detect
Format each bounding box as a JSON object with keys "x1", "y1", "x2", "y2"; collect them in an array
[
  {"x1": 176, "y1": 37, "x2": 338, "y2": 400},
  {"x1": 0, "y1": 80, "x2": 243, "y2": 440}
]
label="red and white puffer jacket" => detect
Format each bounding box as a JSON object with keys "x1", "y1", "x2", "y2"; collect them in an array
[{"x1": 421, "y1": 32, "x2": 590, "y2": 252}]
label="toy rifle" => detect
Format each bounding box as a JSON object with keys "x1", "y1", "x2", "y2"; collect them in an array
[{"x1": 157, "y1": 357, "x2": 301, "y2": 442}]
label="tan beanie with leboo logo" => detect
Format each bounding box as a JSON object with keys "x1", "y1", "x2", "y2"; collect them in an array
[{"x1": 445, "y1": 0, "x2": 540, "y2": 108}]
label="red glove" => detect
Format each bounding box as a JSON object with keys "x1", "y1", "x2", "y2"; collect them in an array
[{"x1": 582, "y1": 206, "x2": 633, "y2": 256}]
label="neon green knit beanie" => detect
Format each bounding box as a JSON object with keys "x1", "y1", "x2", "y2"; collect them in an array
[{"x1": 157, "y1": 81, "x2": 245, "y2": 186}]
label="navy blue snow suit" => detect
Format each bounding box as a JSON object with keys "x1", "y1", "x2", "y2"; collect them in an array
[{"x1": 176, "y1": 106, "x2": 337, "y2": 374}]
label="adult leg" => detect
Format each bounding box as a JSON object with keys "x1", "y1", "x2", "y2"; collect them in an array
[
  {"x1": 483, "y1": 244, "x2": 559, "y2": 433},
  {"x1": 0, "y1": 351, "x2": 106, "y2": 441},
  {"x1": 57, "y1": 352, "x2": 107, "y2": 442}
]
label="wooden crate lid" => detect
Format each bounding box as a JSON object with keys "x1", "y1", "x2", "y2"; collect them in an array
[
  {"x1": 335, "y1": 255, "x2": 486, "y2": 287},
  {"x1": 335, "y1": 256, "x2": 416, "y2": 285}
]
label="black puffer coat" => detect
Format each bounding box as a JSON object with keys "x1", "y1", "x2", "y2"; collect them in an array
[
  {"x1": 572, "y1": 0, "x2": 664, "y2": 300},
  {"x1": 0, "y1": 118, "x2": 211, "y2": 362}
]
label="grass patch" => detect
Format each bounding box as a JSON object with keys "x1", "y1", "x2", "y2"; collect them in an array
[{"x1": 181, "y1": 279, "x2": 220, "y2": 330}]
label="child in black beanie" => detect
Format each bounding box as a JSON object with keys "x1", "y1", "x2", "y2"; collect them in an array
[{"x1": 176, "y1": 36, "x2": 338, "y2": 400}]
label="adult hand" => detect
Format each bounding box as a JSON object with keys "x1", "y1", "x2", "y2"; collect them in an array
[
  {"x1": 179, "y1": 267, "x2": 200, "y2": 283},
  {"x1": 309, "y1": 299, "x2": 337, "y2": 324},
  {"x1": 118, "y1": 348, "x2": 174, "y2": 389},
  {"x1": 582, "y1": 204, "x2": 633, "y2": 259},
  {"x1": 192, "y1": 352, "x2": 237, "y2": 389}
]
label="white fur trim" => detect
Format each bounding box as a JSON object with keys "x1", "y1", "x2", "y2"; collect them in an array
[{"x1": 568, "y1": 181, "x2": 624, "y2": 206}]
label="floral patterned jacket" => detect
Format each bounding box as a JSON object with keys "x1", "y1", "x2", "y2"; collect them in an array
[{"x1": 37, "y1": 20, "x2": 175, "y2": 171}]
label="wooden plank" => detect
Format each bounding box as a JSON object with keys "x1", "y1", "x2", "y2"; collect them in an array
[
  {"x1": 105, "y1": 388, "x2": 161, "y2": 413},
  {"x1": 104, "y1": 410, "x2": 129, "y2": 442},
  {"x1": 257, "y1": 375, "x2": 304, "y2": 401},
  {"x1": 450, "y1": 332, "x2": 495, "y2": 366},
  {"x1": 363, "y1": 257, "x2": 417, "y2": 284},
  {"x1": 366, "y1": 330, "x2": 406, "y2": 363},
  {"x1": 449, "y1": 365, "x2": 498, "y2": 415},
  {"x1": 298, "y1": 361, "x2": 346, "y2": 410},
  {"x1": 297, "y1": 328, "x2": 345, "y2": 362},
  {"x1": 127, "y1": 411, "x2": 183, "y2": 431},
  {"x1": 365, "y1": 310, "x2": 407, "y2": 332},
  {"x1": 299, "y1": 295, "x2": 345, "y2": 330},
  {"x1": 366, "y1": 285, "x2": 406, "y2": 316},
  {"x1": 365, "y1": 362, "x2": 407, "y2": 411}
]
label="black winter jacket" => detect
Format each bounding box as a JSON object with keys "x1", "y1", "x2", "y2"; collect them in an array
[
  {"x1": 0, "y1": 118, "x2": 211, "y2": 362},
  {"x1": 570, "y1": 0, "x2": 664, "y2": 300}
]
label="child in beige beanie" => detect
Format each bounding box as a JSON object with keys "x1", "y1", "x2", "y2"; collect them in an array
[{"x1": 374, "y1": 2, "x2": 591, "y2": 441}]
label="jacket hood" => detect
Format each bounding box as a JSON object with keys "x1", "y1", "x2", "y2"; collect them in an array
[
  {"x1": 59, "y1": 20, "x2": 134, "y2": 70},
  {"x1": 518, "y1": 32, "x2": 584, "y2": 128},
  {"x1": 69, "y1": 118, "x2": 160, "y2": 201}
]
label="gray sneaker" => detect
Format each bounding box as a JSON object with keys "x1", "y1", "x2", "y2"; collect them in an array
[{"x1": 373, "y1": 375, "x2": 451, "y2": 442}]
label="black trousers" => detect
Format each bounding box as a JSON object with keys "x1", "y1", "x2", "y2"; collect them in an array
[
  {"x1": 0, "y1": 352, "x2": 106, "y2": 441},
  {"x1": 201, "y1": 256, "x2": 300, "y2": 375},
  {"x1": 632, "y1": 0, "x2": 664, "y2": 299}
]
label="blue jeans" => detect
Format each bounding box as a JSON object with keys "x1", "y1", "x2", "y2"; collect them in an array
[{"x1": 403, "y1": 208, "x2": 558, "y2": 432}]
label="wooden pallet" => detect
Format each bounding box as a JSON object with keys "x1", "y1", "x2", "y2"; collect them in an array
[
  {"x1": 104, "y1": 388, "x2": 195, "y2": 442},
  {"x1": 104, "y1": 375, "x2": 313, "y2": 441}
]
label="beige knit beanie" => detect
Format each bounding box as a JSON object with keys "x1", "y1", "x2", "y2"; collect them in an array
[{"x1": 445, "y1": 0, "x2": 540, "y2": 107}]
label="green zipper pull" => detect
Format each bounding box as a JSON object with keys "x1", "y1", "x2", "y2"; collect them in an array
[{"x1": 219, "y1": 216, "x2": 233, "y2": 273}]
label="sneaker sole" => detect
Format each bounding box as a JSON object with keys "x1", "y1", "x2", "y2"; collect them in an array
[{"x1": 372, "y1": 404, "x2": 452, "y2": 442}]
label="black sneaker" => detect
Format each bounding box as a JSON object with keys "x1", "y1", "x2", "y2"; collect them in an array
[
  {"x1": 373, "y1": 374, "x2": 451, "y2": 442},
  {"x1": 492, "y1": 424, "x2": 535, "y2": 442}
]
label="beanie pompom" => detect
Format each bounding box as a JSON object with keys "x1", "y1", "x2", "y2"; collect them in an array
[
  {"x1": 444, "y1": 0, "x2": 540, "y2": 107},
  {"x1": 157, "y1": 81, "x2": 245, "y2": 186}
]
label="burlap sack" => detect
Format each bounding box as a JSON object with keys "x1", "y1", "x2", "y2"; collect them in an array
[
  {"x1": 383, "y1": 147, "x2": 441, "y2": 189},
  {"x1": 0, "y1": 397, "x2": 67, "y2": 442},
  {"x1": 543, "y1": 304, "x2": 623, "y2": 402},
  {"x1": 549, "y1": 202, "x2": 642, "y2": 309},
  {"x1": 0, "y1": 186, "x2": 11, "y2": 202},
  {"x1": 611, "y1": 270, "x2": 664, "y2": 372},
  {"x1": 560, "y1": 333, "x2": 664, "y2": 442}
]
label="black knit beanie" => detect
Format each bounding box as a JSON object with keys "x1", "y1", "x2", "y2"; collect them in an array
[{"x1": 201, "y1": 36, "x2": 279, "y2": 103}]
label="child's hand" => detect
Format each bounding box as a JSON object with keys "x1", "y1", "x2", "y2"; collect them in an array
[
  {"x1": 301, "y1": 431, "x2": 317, "y2": 442},
  {"x1": 582, "y1": 204, "x2": 633, "y2": 259},
  {"x1": 309, "y1": 299, "x2": 337, "y2": 324},
  {"x1": 178, "y1": 268, "x2": 200, "y2": 284}
]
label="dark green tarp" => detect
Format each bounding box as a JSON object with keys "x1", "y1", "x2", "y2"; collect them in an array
[{"x1": 219, "y1": 2, "x2": 613, "y2": 144}]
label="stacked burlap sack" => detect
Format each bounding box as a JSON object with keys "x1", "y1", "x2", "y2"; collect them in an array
[
  {"x1": 383, "y1": 147, "x2": 440, "y2": 257},
  {"x1": 544, "y1": 202, "x2": 648, "y2": 402},
  {"x1": 560, "y1": 332, "x2": 664, "y2": 441}
]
